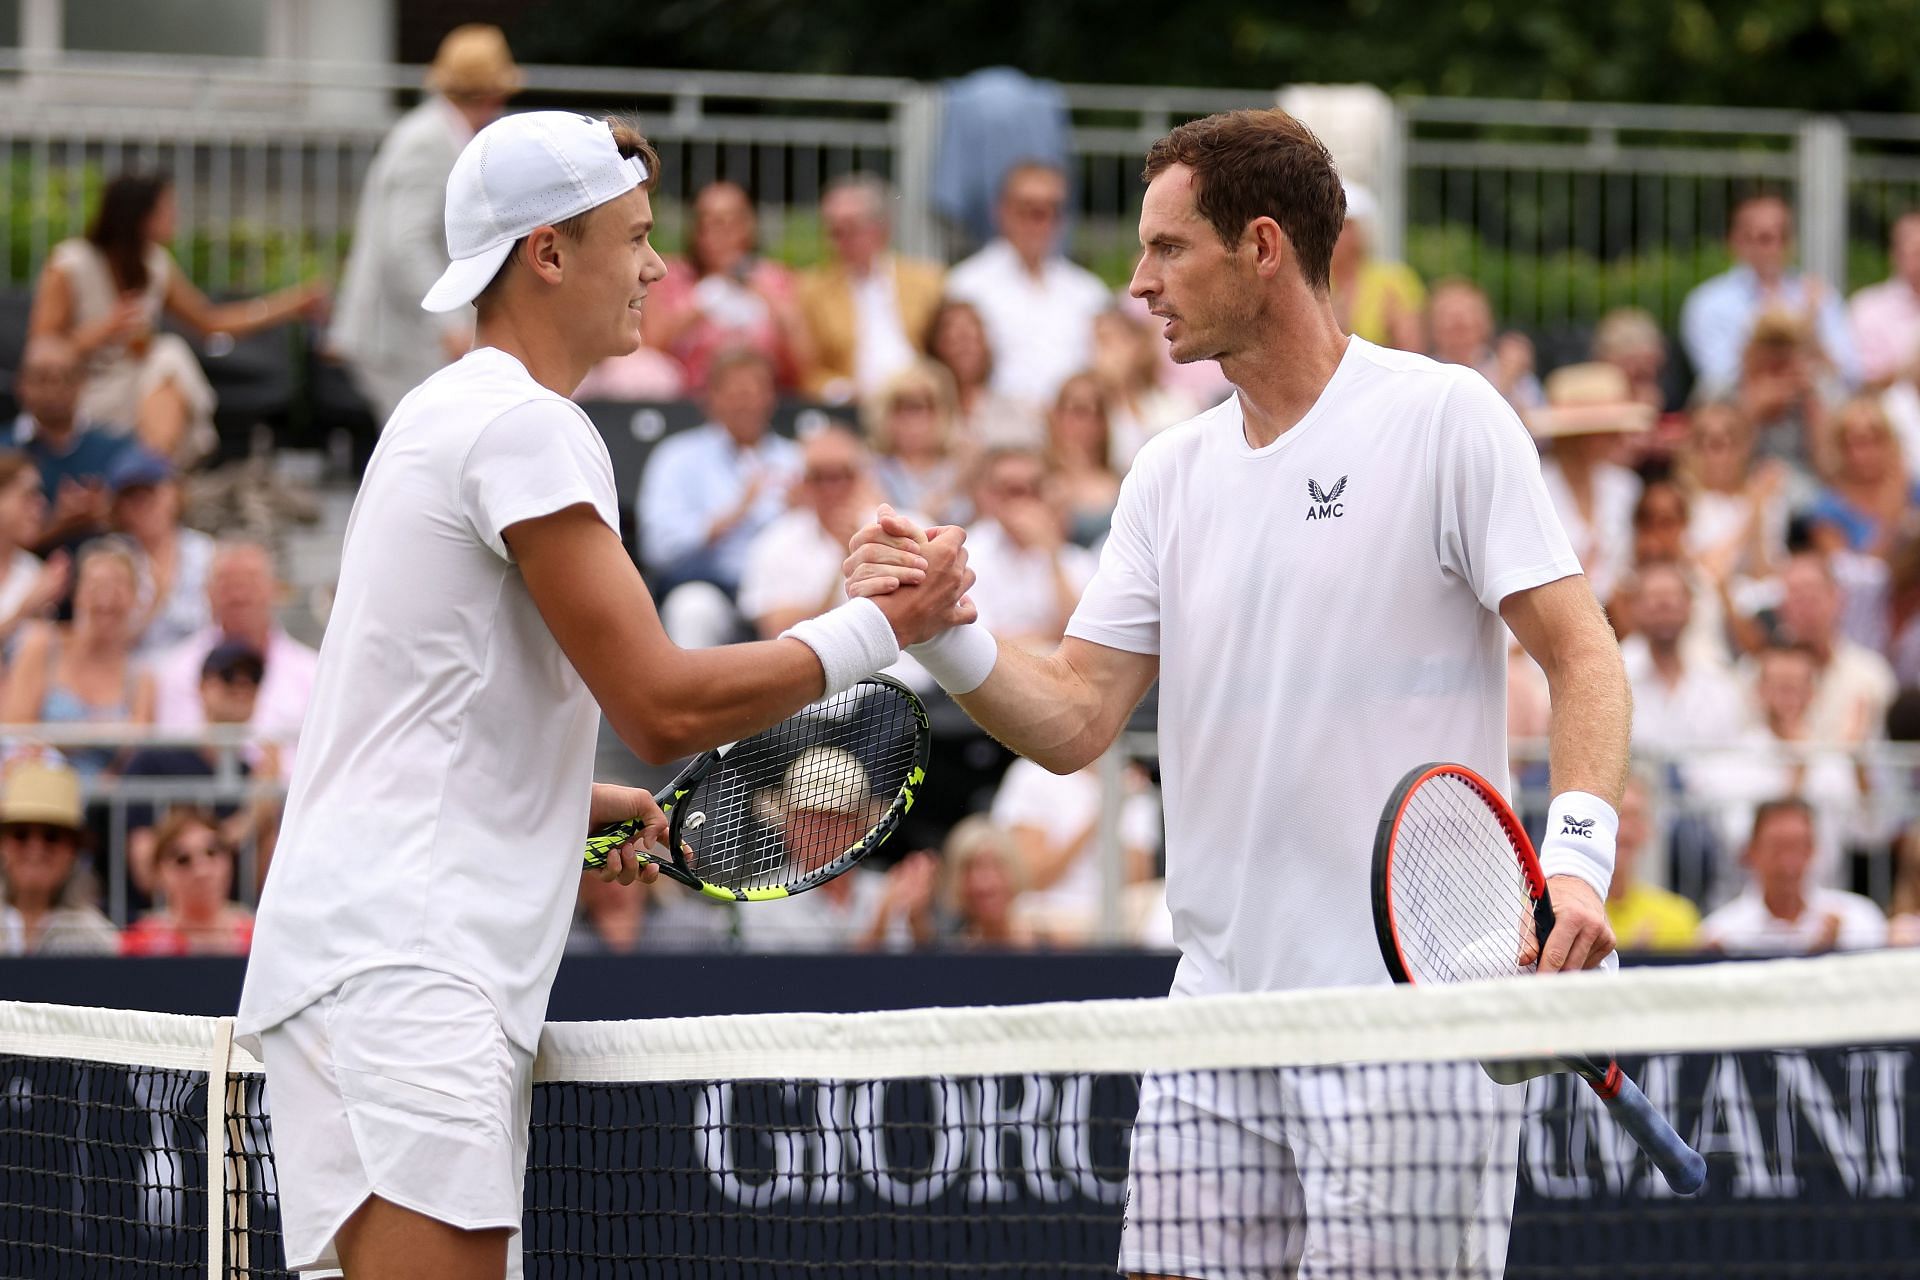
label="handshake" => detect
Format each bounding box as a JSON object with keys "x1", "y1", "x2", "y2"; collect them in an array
[{"x1": 840, "y1": 503, "x2": 977, "y2": 648}]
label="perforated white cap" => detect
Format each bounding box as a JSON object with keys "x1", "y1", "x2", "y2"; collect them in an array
[{"x1": 422, "y1": 111, "x2": 649, "y2": 313}]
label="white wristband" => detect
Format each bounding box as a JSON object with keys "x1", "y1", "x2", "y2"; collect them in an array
[
  {"x1": 782, "y1": 598, "x2": 900, "y2": 699},
  {"x1": 906, "y1": 623, "x2": 999, "y2": 695},
  {"x1": 1538, "y1": 790, "x2": 1618, "y2": 902}
]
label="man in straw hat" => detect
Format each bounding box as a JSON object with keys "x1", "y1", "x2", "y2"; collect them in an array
[
  {"x1": 1527, "y1": 361, "x2": 1653, "y2": 603},
  {"x1": 846, "y1": 107, "x2": 1631, "y2": 1276},
  {"x1": 239, "y1": 111, "x2": 970, "y2": 1278},
  {"x1": 330, "y1": 25, "x2": 525, "y2": 425}
]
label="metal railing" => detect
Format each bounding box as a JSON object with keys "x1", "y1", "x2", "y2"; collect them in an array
[
  {"x1": 17, "y1": 47, "x2": 1920, "y2": 338},
  {"x1": 0, "y1": 48, "x2": 1271, "y2": 296},
  {"x1": 0, "y1": 723, "x2": 284, "y2": 929}
]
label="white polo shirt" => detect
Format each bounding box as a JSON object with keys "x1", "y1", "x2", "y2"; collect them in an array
[
  {"x1": 1066, "y1": 339, "x2": 1582, "y2": 998},
  {"x1": 944, "y1": 238, "x2": 1111, "y2": 408},
  {"x1": 1698, "y1": 886, "x2": 1889, "y2": 954},
  {"x1": 238, "y1": 348, "x2": 620, "y2": 1053}
]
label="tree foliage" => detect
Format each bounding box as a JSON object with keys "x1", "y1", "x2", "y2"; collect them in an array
[{"x1": 506, "y1": 0, "x2": 1920, "y2": 112}]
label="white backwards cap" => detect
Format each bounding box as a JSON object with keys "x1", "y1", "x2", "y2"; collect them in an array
[{"x1": 422, "y1": 111, "x2": 649, "y2": 312}]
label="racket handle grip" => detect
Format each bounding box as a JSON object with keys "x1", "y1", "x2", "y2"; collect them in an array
[
  {"x1": 582, "y1": 817, "x2": 642, "y2": 869},
  {"x1": 1595, "y1": 1069, "x2": 1707, "y2": 1195}
]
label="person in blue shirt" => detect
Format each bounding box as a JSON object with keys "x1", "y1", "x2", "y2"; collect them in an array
[
  {"x1": 12, "y1": 336, "x2": 129, "y2": 552},
  {"x1": 635, "y1": 347, "x2": 800, "y2": 646},
  {"x1": 1680, "y1": 193, "x2": 1861, "y2": 396}
]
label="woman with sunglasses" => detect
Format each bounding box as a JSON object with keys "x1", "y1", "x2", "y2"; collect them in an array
[{"x1": 120, "y1": 805, "x2": 253, "y2": 956}]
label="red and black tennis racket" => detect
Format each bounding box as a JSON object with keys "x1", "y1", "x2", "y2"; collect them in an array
[{"x1": 1372, "y1": 761, "x2": 1706, "y2": 1195}]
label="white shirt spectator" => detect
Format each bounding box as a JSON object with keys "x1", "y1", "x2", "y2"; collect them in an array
[
  {"x1": 1689, "y1": 726, "x2": 1866, "y2": 889},
  {"x1": 737, "y1": 506, "x2": 933, "y2": 691},
  {"x1": 1807, "y1": 639, "x2": 1897, "y2": 744},
  {"x1": 153, "y1": 625, "x2": 318, "y2": 765},
  {"x1": 134, "y1": 528, "x2": 215, "y2": 656},
  {"x1": 945, "y1": 239, "x2": 1110, "y2": 408},
  {"x1": 851, "y1": 264, "x2": 919, "y2": 396},
  {"x1": 989, "y1": 757, "x2": 1161, "y2": 933},
  {"x1": 1699, "y1": 885, "x2": 1888, "y2": 954},
  {"x1": 0, "y1": 548, "x2": 44, "y2": 628},
  {"x1": 1539, "y1": 457, "x2": 1640, "y2": 603},
  {"x1": 736, "y1": 508, "x2": 844, "y2": 627},
  {"x1": 1620, "y1": 634, "x2": 1751, "y2": 763},
  {"x1": 965, "y1": 518, "x2": 1097, "y2": 643}
]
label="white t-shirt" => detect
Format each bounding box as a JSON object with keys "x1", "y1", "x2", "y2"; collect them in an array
[
  {"x1": 736, "y1": 506, "x2": 933, "y2": 691},
  {"x1": 737, "y1": 508, "x2": 845, "y2": 625},
  {"x1": 989, "y1": 758, "x2": 1160, "y2": 925},
  {"x1": 1539, "y1": 458, "x2": 1640, "y2": 604},
  {"x1": 1619, "y1": 636, "x2": 1751, "y2": 761},
  {"x1": 965, "y1": 519, "x2": 1097, "y2": 643},
  {"x1": 850, "y1": 261, "x2": 918, "y2": 396},
  {"x1": 1065, "y1": 339, "x2": 1581, "y2": 998},
  {"x1": 1698, "y1": 886, "x2": 1888, "y2": 954},
  {"x1": 944, "y1": 239, "x2": 1111, "y2": 408},
  {"x1": 0, "y1": 548, "x2": 42, "y2": 625},
  {"x1": 238, "y1": 348, "x2": 621, "y2": 1053}
]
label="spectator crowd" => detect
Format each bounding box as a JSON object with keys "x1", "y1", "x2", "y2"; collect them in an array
[{"x1": 8, "y1": 25, "x2": 1920, "y2": 962}]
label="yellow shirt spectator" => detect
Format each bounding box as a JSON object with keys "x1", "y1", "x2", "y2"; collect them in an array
[
  {"x1": 1347, "y1": 260, "x2": 1427, "y2": 350},
  {"x1": 1608, "y1": 881, "x2": 1701, "y2": 952}
]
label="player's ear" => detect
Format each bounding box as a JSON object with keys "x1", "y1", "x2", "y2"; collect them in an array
[
  {"x1": 524, "y1": 226, "x2": 566, "y2": 286},
  {"x1": 1246, "y1": 216, "x2": 1288, "y2": 280}
]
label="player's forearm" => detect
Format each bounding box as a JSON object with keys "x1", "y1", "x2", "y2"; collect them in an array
[
  {"x1": 1539, "y1": 630, "x2": 1632, "y2": 807},
  {"x1": 624, "y1": 639, "x2": 831, "y2": 761},
  {"x1": 953, "y1": 644, "x2": 1118, "y2": 775}
]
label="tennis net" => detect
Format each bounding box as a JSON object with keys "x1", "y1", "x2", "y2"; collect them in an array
[{"x1": 3, "y1": 951, "x2": 1918, "y2": 1277}]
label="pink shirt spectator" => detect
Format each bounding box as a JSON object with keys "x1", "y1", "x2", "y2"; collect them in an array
[
  {"x1": 573, "y1": 345, "x2": 688, "y2": 401},
  {"x1": 153, "y1": 626, "x2": 318, "y2": 772},
  {"x1": 648, "y1": 257, "x2": 801, "y2": 392},
  {"x1": 1848, "y1": 277, "x2": 1920, "y2": 386}
]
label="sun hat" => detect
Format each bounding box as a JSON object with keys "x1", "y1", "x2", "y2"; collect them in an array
[
  {"x1": 1525, "y1": 362, "x2": 1655, "y2": 438},
  {"x1": 0, "y1": 758, "x2": 84, "y2": 832},
  {"x1": 425, "y1": 24, "x2": 523, "y2": 101},
  {"x1": 421, "y1": 111, "x2": 650, "y2": 313}
]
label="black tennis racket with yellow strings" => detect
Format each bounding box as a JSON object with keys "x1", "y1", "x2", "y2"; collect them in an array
[
  {"x1": 1372, "y1": 761, "x2": 1707, "y2": 1195},
  {"x1": 583, "y1": 674, "x2": 930, "y2": 903}
]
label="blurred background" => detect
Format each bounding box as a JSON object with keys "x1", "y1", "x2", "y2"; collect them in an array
[{"x1": 3, "y1": 0, "x2": 1920, "y2": 976}]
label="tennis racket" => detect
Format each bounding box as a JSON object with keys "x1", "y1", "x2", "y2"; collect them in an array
[
  {"x1": 583, "y1": 674, "x2": 930, "y2": 902},
  {"x1": 1371, "y1": 761, "x2": 1707, "y2": 1196}
]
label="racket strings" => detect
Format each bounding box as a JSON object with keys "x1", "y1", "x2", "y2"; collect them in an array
[
  {"x1": 679, "y1": 682, "x2": 922, "y2": 893},
  {"x1": 1390, "y1": 774, "x2": 1536, "y2": 984}
]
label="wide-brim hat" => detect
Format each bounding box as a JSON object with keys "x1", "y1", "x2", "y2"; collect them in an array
[
  {"x1": 0, "y1": 758, "x2": 84, "y2": 831},
  {"x1": 1526, "y1": 362, "x2": 1655, "y2": 439},
  {"x1": 426, "y1": 24, "x2": 524, "y2": 101}
]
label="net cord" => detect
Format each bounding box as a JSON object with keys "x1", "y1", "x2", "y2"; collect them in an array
[{"x1": 6, "y1": 953, "x2": 1916, "y2": 1087}]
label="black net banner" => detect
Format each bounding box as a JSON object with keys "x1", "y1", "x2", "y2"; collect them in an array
[{"x1": 1, "y1": 954, "x2": 1917, "y2": 1278}]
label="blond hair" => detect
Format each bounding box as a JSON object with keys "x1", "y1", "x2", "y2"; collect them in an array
[
  {"x1": 861, "y1": 359, "x2": 958, "y2": 458},
  {"x1": 1818, "y1": 395, "x2": 1903, "y2": 485},
  {"x1": 940, "y1": 815, "x2": 1026, "y2": 916}
]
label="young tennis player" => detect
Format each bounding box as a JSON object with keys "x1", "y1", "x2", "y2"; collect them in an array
[
  {"x1": 847, "y1": 110, "x2": 1633, "y2": 1277},
  {"x1": 236, "y1": 112, "x2": 971, "y2": 1280}
]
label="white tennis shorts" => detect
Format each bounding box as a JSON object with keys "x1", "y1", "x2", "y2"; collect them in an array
[
  {"x1": 256, "y1": 967, "x2": 535, "y2": 1277},
  {"x1": 1116, "y1": 1061, "x2": 1522, "y2": 1280}
]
